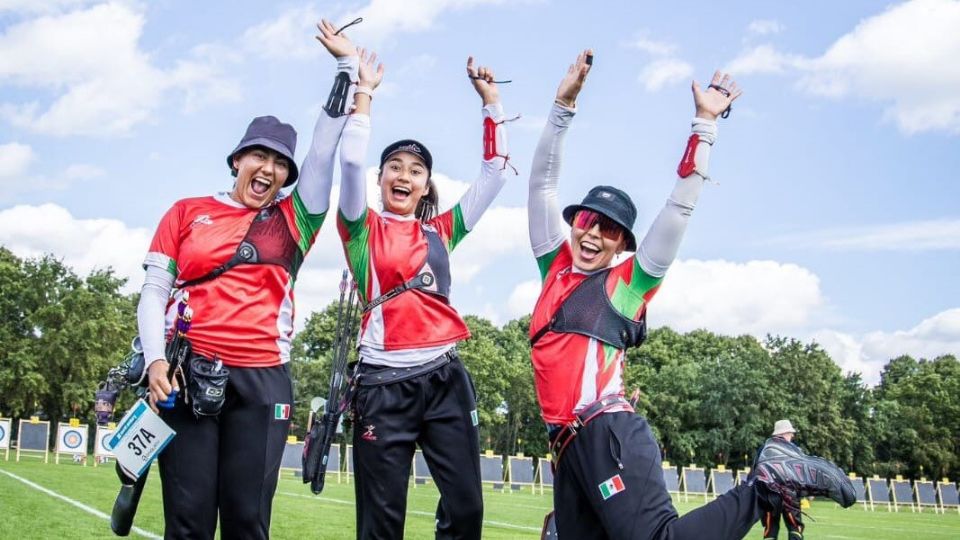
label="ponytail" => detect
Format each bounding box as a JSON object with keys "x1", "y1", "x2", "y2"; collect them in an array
[{"x1": 416, "y1": 178, "x2": 438, "y2": 223}]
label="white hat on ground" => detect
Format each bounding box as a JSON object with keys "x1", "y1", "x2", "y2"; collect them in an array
[{"x1": 772, "y1": 419, "x2": 797, "y2": 436}]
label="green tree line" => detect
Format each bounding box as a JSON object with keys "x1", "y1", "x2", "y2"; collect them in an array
[{"x1": 1, "y1": 247, "x2": 957, "y2": 481}]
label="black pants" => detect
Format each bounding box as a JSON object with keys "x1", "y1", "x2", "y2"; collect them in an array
[
  {"x1": 351, "y1": 355, "x2": 483, "y2": 540},
  {"x1": 762, "y1": 502, "x2": 803, "y2": 540},
  {"x1": 554, "y1": 412, "x2": 763, "y2": 540},
  {"x1": 158, "y1": 364, "x2": 293, "y2": 540}
]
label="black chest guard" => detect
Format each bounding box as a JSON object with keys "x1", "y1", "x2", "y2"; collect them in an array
[
  {"x1": 530, "y1": 268, "x2": 647, "y2": 350},
  {"x1": 363, "y1": 224, "x2": 451, "y2": 312},
  {"x1": 179, "y1": 205, "x2": 303, "y2": 288}
]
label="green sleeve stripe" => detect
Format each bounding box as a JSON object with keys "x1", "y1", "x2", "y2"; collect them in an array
[
  {"x1": 339, "y1": 209, "x2": 371, "y2": 300},
  {"x1": 167, "y1": 259, "x2": 177, "y2": 278},
  {"x1": 292, "y1": 191, "x2": 326, "y2": 253},
  {"x1": 609, "y1": 261, "x2": 663, "y2": 318},
  {"x1": 536, "y1": 246, "x2": 562, "y2": 282},
  {"x1": 447, "y1": 205, "x2": 469, "y2": 251}
]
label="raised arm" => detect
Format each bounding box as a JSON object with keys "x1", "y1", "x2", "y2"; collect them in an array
[
  {"x1": 448, "y1": 56, "x2": 511, "y2": 234},
  {"x1": 295, "y1": 19, "x2": 360, "y2": 214},
  {"x1": 636, "y1": 70, "x2": 742, "y2": 277},
  {"x1": 339, "y1": 48, "x2": 383, "y2": 221},
  {"x1": 528, "y1": 50, "x2": 592, "y2": 257}
]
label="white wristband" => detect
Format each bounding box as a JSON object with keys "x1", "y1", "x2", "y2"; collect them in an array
[{"x1": 355, "y1": 86, "x2": 374, "y2": 99}]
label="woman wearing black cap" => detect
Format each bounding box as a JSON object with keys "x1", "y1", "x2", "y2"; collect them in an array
[
  {"x1": 334, "y1": 55, "x2": 511, "y2": 539},
  {"x1": 527, "y1": 51, "x2": 854, "y2": 539},
  {"x1": 136, "y1": 21, "x2": 375, "y2": 538}
]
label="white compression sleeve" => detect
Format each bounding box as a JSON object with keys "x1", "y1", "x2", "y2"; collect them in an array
[
  {"x1": 338, "y1": 113, "x2": 371, "y2": 221},
  {"x1": 636, "y1": 118, "x2": 717, "y2": 277},
  {"x1": 137, "y1": 265, "x2": 174, "y2": 367},
  {"x1": 528, "y1": 103, "x2": 574, "y2": 257},
  {"x1": 457, "y1": 103, "x2": 510, "y2": 231},
  {"x1": 296, "y1": 56, "x2": 359, "y2": 214}
]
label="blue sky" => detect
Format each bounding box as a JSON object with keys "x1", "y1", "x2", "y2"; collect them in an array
[{"x1": 0, "y1": 0, "x2": 957, "y2": 384}]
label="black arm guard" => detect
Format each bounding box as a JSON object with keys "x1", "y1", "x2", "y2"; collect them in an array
[{"x1": 323, "y1": 72, "x2": 352, "y2": 118}]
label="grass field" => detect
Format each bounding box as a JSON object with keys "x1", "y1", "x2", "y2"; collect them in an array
[{"x1": 1, "y1": 457, "x2": 958, "y2": 539}]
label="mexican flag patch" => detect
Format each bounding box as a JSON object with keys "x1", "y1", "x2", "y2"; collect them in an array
[
  {"x1": 274, "y1": 403, "x2": 291, "y2": 420},
  {"x1": 598, "y1": 474, "x2": 625, "y2": 500}
]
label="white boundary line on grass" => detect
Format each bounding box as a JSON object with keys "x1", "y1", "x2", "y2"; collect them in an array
[
  {"x1": 0, "y1": 468, "x2": 162, "y2": 540},
  {"x1": 278, "y1": 491, "x2": 542, "y2": 533}
]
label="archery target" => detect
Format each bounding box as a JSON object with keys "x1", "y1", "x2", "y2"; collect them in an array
[
  {"x1": 95, "y1": 426, "x2": 115, "y2": 457},
  {"x1": 56, "y1": 423, "x2": 88, "y2": 454},
  {"x1": 0, "y1": 418, "x2": 9, "y2": 449}
]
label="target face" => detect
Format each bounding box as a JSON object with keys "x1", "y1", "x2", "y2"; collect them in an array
[
  {"x1": 96, "y1": 429, "x2": 115, "y2": 456},
  {"x1": 0, "y1": 423, "x2": 7, "y2": 446},
  {"x1": 62, "y1": 429, "x2": 83, "y2": 449}
]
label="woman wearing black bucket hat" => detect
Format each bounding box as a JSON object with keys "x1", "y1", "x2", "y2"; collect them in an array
[
  {"x1": 135, "y1": 20, "x2": 377, "y2": 539},
  {"x1": 527, "y1": 51, "x2": 855, "y2": 539},
  {"x1": 334, "y1": 54, "x2": 514, "y2": 539}
]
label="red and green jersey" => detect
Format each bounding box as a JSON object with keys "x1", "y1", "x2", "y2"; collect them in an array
[
  {"x1": 144, "y1": 192, "x2": 325, "y2": 367},
  {"x1": 337, "y1": 206, "x2": 470, "y2": 351},
  {"x1": 530, "y1": 242, "x2": 662, "y2": 424}
]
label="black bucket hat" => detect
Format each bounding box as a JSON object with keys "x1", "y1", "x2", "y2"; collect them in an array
[
  {"x1": 379, "y1": 139, "x2": 433, "y2": 176},
  {"x1": 562, "y1": 185, "x2": 638, "y2": 251},
  {"x1": 227, "y1": 115, "x2": 299, "y2": 187}
]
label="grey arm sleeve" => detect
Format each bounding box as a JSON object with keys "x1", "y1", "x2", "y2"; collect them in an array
[
  {"x1": 636, "y1": 118, "x2": 718, "y2": 277},
  {"x1": 528, "y1": 103, "x2": 575, "y2": 257},
  {"x1": 338, "y1": 113, "x2": 371, "y2": 221},
  {"x1": 295, "y1": 56, "x2": 359, "y2": 215},
  {"x1": 137, "y1": 265, "x2": 174, "y2": 367}
]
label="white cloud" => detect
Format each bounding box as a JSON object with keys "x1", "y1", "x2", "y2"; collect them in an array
[
  {"x1": 0, "y1": 0, "x2": 95, "y2": 14},
  {"x1": 241, "y1": 4, "x2": 321, "y2": 60},
  {"x1": 770, "y1": 218, "x2": 960, "y2": 251},
  {"x1": 0, "y1": 2, "x2": 241, "y2": 136},
  {"x1": 726, "y1": 0, "x2": 960, "y2": 134},
  {"x1": 725, "y1": 44, "x2": 804, "y2": 75},
  {"x1": 507, "y1": 279, "x2": 541, "y2": 318},
  {"x1": 0, "y1": 142, "x2": 34, "y2": 178},
  {"x1": 651, "y1": 258, "x2": 825, "y2": 336},
  {"x1": 623, "y1": 35, "x2": 677, "y2": 56},
  {"x1": 747, "y1": 19, "x2": 784, "y2": 36},
  {"x1": 343, "y1": 0, "x2": 511, "y2": 46},
  {"x1": 62, "y1": 163, "x2": 104, "y2": 180},
  {"x1": 639, "y1": 58, "x2": 694, "y2": 92},
  {"x1": 813, "y1": 308, "x2": 960, "y2": 385},
  {"x1": 0, "y1": 203, "x2": 150, "y2": 292}
]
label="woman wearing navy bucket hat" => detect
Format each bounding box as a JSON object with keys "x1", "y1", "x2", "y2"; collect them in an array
[
  {"x1": 527, "y1": 51, "x2": 855, "y2": 539},
  {"x1": 136, "y1": 20, "x2": 380, "y2": 538},
  {"x1": 334, "y1": 52, "x2": 514, "y2": 538}
]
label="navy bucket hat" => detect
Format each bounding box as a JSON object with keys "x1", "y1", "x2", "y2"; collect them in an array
[
  {"x1": 562, "y1": 185, "x2": 638, "y2": 251},
  {"x1": 227, "y1": 115, "x2": 299, "y2": 187}
]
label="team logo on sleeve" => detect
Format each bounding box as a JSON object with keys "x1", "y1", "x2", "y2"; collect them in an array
[
  {"x1": 274, "y1": 403, "x2": 291, "y2": 420},
  {"x1": 190, "y1": 215, "x2": 214, "y2": 228},
  {"x1": 599, "y1": 474, "x2": 626, "y2": 500},
  {"x1": 362, "y1": 425, "x2": 377, "y2": 441}
]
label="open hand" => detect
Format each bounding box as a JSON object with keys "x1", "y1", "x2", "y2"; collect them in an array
[
  {"x1": 693, "y1": 71, "x2": 742, "y2": 121},
  {"x1": 556, "y1": 49, "x2": 592, "y2": 108},
  {"x1": 315, "y1": 18, "x2": 357, "y2": 58},
  {"x1": 357, "y1": 47, "x2": 384, "y2": 90}
]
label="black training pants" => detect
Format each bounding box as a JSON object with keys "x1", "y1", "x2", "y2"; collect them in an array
[
  {"x1": 554, "y1": 412, "x2": 763, "y2": 540},
  {"x1": 351, "y1": 356, "x2": 483, "y2": 540},
  {"x1": 158, "y1": 364, "x2": 293, "y2": 540}
]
